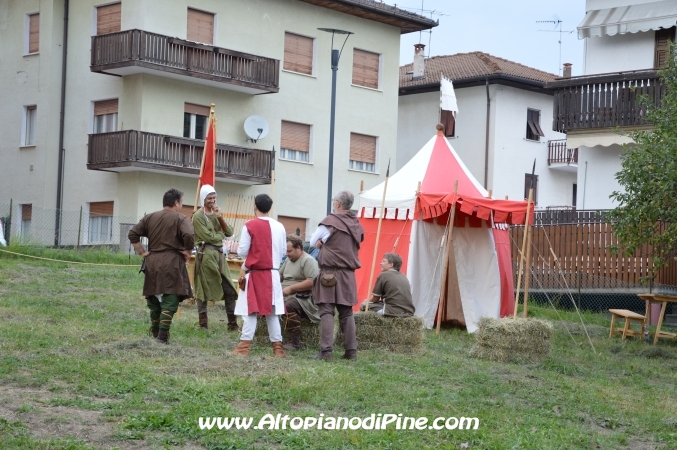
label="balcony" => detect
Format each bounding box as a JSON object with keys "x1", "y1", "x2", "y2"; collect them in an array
[
  {"x1": 91, "y1": 30, "x2": 280, "y2": 94},
  {"x1": 547, "y1": 70, "x2": 664, "y2": 133},
  {"x1": 547, "y1": 139, "x2": 578, "y2": 172},
  {"x1": 88, "y1": 130, "x2": 273, "y2": 185}
]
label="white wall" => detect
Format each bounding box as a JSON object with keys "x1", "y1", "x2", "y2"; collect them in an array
[
  {"x1": 576, "y1": 144, "x2": 624, "y2": 209},
  {"x1": 584, "y1": 30, "x2": 655, "y2": 74}
]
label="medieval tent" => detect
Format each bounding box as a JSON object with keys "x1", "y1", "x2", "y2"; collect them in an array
[{"x1": 355, "y1": 130, "x2": 533, "y2": 332}]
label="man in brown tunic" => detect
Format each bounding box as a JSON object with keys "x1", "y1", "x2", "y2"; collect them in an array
[
  {"x1": 360, "y1": 253, "x2": 415, "y2": 317},
  {"x1": 310, "y1": 190, "x2": 364, "y2": 361},
  {"x1": 128, "y1": 188, "x2": 194, "y2": 344}
]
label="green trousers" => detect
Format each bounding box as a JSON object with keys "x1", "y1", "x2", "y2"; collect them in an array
[{"x1": 147, "y1": 295, "x2": 180, "y2": 331}]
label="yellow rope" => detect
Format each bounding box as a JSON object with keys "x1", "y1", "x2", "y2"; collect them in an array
[{"x1": 0, "y1": 248, "x2": 139, "y2": 267}]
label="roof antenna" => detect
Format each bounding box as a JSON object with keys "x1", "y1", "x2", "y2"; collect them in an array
[{"x1": 537, "y1": 15, "x2": 575, "y2": 75}]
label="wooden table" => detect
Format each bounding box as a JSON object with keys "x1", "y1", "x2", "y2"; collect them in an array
[{"x1": 637, "y1": 293, "x2": 677, "y2": 344}]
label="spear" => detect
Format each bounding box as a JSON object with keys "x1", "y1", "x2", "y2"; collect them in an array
[{"x1": 364, "y1": 158, "x2": 391, "y2": 313}]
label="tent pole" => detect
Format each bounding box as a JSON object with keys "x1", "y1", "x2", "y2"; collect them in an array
[
  {"x1": 436, "y1": 180, "x2": 458, "y2": 335},
  {"x1": 360, "y1": 180, "x2": 364, "y2": 193},
  {"x1": 513, "y1": 188, "x2": 533, "y2": 318},
  {"x1": 364, "y1": 160, "x2": 391, "y2": 312},
  {"x1": 523, "y1": 189, "x2": 534, "y2": 318}
]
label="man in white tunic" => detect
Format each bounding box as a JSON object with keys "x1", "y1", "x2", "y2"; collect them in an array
[{"x1": 232, "y1": 194, "x2": 287, "y2": 357}]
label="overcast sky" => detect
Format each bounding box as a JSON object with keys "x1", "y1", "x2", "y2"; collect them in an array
[{"x1": 396, "y1": 0, "x2": 587, "y2": 77}]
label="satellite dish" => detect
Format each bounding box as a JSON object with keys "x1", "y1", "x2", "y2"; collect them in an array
[{"x1": 244, "y1": 115, "x2": 269, "y2": 143}]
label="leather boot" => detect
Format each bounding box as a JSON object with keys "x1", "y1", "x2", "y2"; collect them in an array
[
  {"x1": 272, "y1": 341, "x2": 286, "y2": 358},
  {"x1": 198, "y1": 312, "x2": 208, "y2": 330},
  {"x1": 283, "y1": 312, "x2": 302, "y2": 350},
  {"x1": 227, "y1": 313, "x2": 240, "y2": 331},
  {"x1": 157, "y1": 329, "x2": 170, "y2": 344},
  {"x1": 232, "y1": 340, "x2": 252, "y2": 356},
  {"x1": 308, "y1": 351, "x2": 333, "y2": 361},
  {"x1": 342, "y1": 349, "x2": 357, "y2": 361},
  {"x1": 149, "y1": 327, "x2": 159, "y2": 338}
]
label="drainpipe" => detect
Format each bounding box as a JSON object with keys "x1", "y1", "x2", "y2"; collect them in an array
[
  {"x1": 54, "y1": 0, "x2": 69, "y2": 246},
  {"x1": 582, "y1": 161, "x2": 588, "y2": 210},
  {"x1": 484, "y1": 78, "x2": 490, "y2": 189}
]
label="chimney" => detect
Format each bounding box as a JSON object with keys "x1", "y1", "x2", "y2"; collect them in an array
[
  {"x1": 413, "y1": 44, "x2": 425, "y2": 80},
  {"x1": 563, "y1": 63, "x2": 572, "y2": 79}
]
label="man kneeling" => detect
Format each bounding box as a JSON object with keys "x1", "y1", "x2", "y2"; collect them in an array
[{"x1": 360, "y1": 253, "x2": 415, "y2": 317}]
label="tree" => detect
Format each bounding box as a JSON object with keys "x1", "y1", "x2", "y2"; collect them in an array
[{"x1": 608, "y1": 43, "x2": 677, "y2": 280}]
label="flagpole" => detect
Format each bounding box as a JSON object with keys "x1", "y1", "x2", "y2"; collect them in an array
[
  {"x1": 193, "y1": 104, "x2": 216, "y2": 212},
  {"x1": 364, "y1": 158, "x2": 390, "y2": 313},
  {"x1": 270, "y1": 146, "x2": 276, "y2": 217}
]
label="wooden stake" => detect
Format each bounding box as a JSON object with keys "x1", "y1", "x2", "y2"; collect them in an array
[
  {"x1": 360, "y1": 180, "x2": 364, "y2": 193},
  {"x1": 523, "y1": 193, "x2": 534, "y2": 318},
  {"x1": 514, "y1": 188, "x2": 533, "y2": 318},
  {"x1": 487, "y1": 189, "x2": 492, "y2": 198},
  {"x1": 364, "y1": 160, "x2": 391, "y2": 312},
  {"x1": 436, "y1": 180, "x2": 458, "y2": 335}
]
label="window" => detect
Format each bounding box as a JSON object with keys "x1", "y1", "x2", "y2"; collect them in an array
[
  {"x1": 284, "y1": 32, "x2": 314, "y2": 75},
  {"x1": 21, "y1": 204, "x2": 32, "y2": 239},
  {"x1": 22, "y1": 106, "x2": 36, "y2": 146},
  {"x1": 89, "y1": 201, "x2": 114, "y2": 243},
  {"x1": 183, "y1": 103, "x2": 210, "y2": 140},
  {"x1": 27, "y1": 13, "x2": 39, "y2": 54},
  {"x1": 352, "y1": 49, "x2": 380, "y2": 90},
  {"x1": 440, "y1": 109, "x2": 456, "y2": 138},
  {"x1": 526, "y1": 109, "x2": 544, "y2": 141},
  {"x1": 93, "y1": 99, "x2": 118, "y2": 133},
  {"x1": 349, "y1": 133, "x2": 377, "y2": 173},
  {"x1": 655, "y1": 27, "x2": 676, "y2": 69},
  {"x1": 572, "y1": 184, "x2": 577, "y2": 208},
  {"x1": 280, "y1": 121, "x2": 311, "y2": 162},
  {"x1": 524, "y1": 174, "x2": 538, "y2": 204},
  {"x1": 278, "y1": 216, "x2": 307, "y2": 238},
  {"x1": 187, "y1": 8, "x2": 214, "y2": 45},
  {"x1": 96, "y1": 3, "x2": 121, "y2": 36}
]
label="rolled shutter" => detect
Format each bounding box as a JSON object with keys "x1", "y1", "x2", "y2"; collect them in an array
[
  {"x1": 284, "y1": 33, "x2": 314, "y2": 75},
  {"x1": 90, "y1": 201, "x2": 114, "y2": 217},
  {"x1": 28, "y1": 13, "x2": 39, "y2": 53},
  {"x1": 94, "y1": 99, "x2": 118, "y2": 116},
  {"x1": 352, "y1": 49, "x2": 380, "y2": 89},
  {"x1": 21, "y1": 204, "x2": 32, "y2": 221},
  {"x1": 97, "y1": 3, "x2": 121, "y2": 36},
  {"x1": 349, "y1": 133, "x2": 376, "y2": 164},
  {"x1": 184, "y1": 103, "x2": 211, "y2": 116},
  {"x1": 187, "y1": 8, "x2": 214, "y2": 45},
  {"x1": 278, "y1": 215, "x2": 307, "y2": 237},
  {"x1": 181, "y1": 204, "x2": 195, "y2": 218},
  {"x1": 281, "y1": 121, "x2": 310, "y2": 152}
]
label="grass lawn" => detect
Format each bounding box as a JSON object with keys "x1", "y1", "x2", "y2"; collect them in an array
[{"x1": 1, "y1": 248, "x2": 676, "y2": 449}]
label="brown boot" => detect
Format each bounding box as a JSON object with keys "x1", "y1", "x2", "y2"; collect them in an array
[
  {"x1": 149, "y1": 327, "x2": 159, "y2": 338},
  {"x1": 308, "y1": 351, "x2": 333, "y2": 361},
  {"x1": 157, "y1": 329, "x2": 170, "y2": 344},
  {"x1": 198, "y1": 312, "x2": 208, "y2": 330},
  {"x1": 227, "y1": 313, "x2": 240, "y2": 331},
  {"x1": 232, "y1": 340, "x2": 252, "y2": 356},
  {"x1": 272, "y1": 342, "x2": 286, "y2": 358},
  {"x1": 283, "y1": 312, "x2": 302, "y2": 350},
  {"x1": 342, "y1": 350, "x2": 357, "y2": 360}
]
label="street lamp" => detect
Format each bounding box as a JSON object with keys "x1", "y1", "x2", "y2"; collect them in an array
[{"x1": 318, "y1": 27, "x2": 353, "y2": 215}]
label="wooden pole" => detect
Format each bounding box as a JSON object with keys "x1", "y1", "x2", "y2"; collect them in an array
[
  {"x1": 360, "y1": 180, "x2": 364, "y2": 193},
  {"x1": 487, "y1": 189, "x2": 492, "y2": 198},
  {"x1": 523, "y1": 190, "x2": 534, "y2": 318},
  {"x1": 436, "y1": 180, "x2": 459, "y2": 335},
  {"x1": 364, "y1": 160, "x2": 391, "y2": 312},
  {"x1": 270, "y1": 146, "x2": 276, "y2": 217},
  {"x1": 513, "y1": 188, "x2": 533, "y2": 318},
  {"x1": 193, "y1": 104, "x2": 216, "y2": 212}
]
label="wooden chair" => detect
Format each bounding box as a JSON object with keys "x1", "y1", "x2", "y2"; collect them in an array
[{"x1": 609, "y1": 309, "x2": 646, "y2": 340}]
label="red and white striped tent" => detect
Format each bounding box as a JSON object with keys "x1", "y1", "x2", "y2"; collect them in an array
[{"x1": 355, "y1": 132, "x2": 533, "y2": 332}]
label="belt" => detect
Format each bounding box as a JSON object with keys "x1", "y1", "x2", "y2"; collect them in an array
[{"x1": 320, "y1": 266, "x2": 354, "y2": 271}]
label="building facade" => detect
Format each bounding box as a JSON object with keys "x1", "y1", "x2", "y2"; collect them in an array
[{"x1": 0, "y1": 0, "x2": 435, "y2": 246}]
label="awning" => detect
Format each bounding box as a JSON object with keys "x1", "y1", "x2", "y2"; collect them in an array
[
  {"x1": 566, "y1": 131, "x2": 635, "y2": 148},
  {"x1": 578, "y1": 0, "x2": 677, "y2": 38}
]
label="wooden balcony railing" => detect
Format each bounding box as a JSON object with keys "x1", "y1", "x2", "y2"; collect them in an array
[
  {"x1": 91, "y1": 30, "x2": 280, "y2": 94},
  {"x1": 548, "y1": 139, "x2": 578, "y2": 165},
  {"x1": 547, "y1": 70, "x2": 664, "y2": 133},
  {"x1": 87, "y1": 130, "x2": 273, "y2": 185}
]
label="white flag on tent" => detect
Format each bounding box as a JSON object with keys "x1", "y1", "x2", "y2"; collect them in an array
[
  {"x1": 0, "y1": 219, "x2": 6, "y2": 246},
  {"x1": 440, "y1": 76, "x2": 458, "y2": 117}
]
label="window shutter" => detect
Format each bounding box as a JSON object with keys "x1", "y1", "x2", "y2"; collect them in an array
[
  {"x1": 97, "y1": 3, "x2": 121, "y2": 36},
  {"x1": 278, "y1": 215, "x2": 307, "y2": 238},
  {"x1": 441, "y1": 110, "x2": 455, "y2": 137},
  {"x1": 187, "y1": 8, "x2": 214, "y2": 45},
  {"x1": 184, "y1": 103, "x2": 211, "y2": 116},
  {"x1": 280, "y1": 121, "x2": 310, "y2": 152},
  {"x1": 352, "y1": 49, "x2": 380, "y2": 89},
  {"x1": 28, "y1": 13, "x2": 39, "y2": 53},
  {"x1": 21, "y1": 204, "x2": 32, "y2": 221},
  {"x1": 94, "y1": 99, "x2": 118, "y2": 116},
  {"x1": 655, "y1": 27, "x2": 675, "y2": 68},
  {"x1": 90, "y1": 201, "x2": 114, "y2": 217},
  {"x1": 284, "y1": 33, "x2": 314, "y2": 75},
  {"x1": 350, "y1": 133, "x2": 377, "y2": 164},
  {"x1": 533, "y1": 110, "x2": 544, "y2": 137}
]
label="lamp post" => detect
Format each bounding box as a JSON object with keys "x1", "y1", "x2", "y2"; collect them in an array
[{"x1": 318, "y1": 28, "x2": 353, "y2": 215}]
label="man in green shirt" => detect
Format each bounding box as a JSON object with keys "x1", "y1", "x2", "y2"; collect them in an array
[
  {"x1": 360, "y1": 252, "x2": 415, "y2": 318},
  {"x1": 192, "y1": 184, "x2": 238, "y2": 331},
  {"x1": 280, "y1": 234, "x2": 320, "y2": 350}
]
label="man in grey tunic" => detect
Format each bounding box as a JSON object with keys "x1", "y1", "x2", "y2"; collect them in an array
[{"x1": 310, "y1": 190, "x2": 364, "y2": 361}]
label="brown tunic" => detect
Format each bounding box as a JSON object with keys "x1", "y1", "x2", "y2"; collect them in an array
[
  {"x1": 128, "y1": 209, "x2": 195, "y2": 300},
  {"x1": 372, "y1": 270, "x2": 415, "y2": 317},
  {"x1": 313, "y1": 211, "x2": 364, "y2": 306}
]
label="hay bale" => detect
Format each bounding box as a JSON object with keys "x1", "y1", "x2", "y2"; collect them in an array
[
  {"x1": 253, "y1": 316, "x2": 322, "y2": 349},
  {"x1": 469, "y1": 317, "x2": 553, "y2": 364},
  {"x1": 336, "y1": 312, "x2": 424, "y2": 354}
]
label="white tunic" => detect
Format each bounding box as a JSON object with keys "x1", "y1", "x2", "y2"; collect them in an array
[{"x1": 234, "y1": 217, "x2": 287, "y2": 316}]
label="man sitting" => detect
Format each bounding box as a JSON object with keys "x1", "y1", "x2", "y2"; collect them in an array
[
  {"x1": 280, "y1": 235, "x2": 320, "y2": 350},
  {"x1": 360, "y1": 253, "x2": 415, "y2": 318}
]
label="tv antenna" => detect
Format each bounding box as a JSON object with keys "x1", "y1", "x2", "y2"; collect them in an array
[{"x1": 537, "y1": 15, "x2": 575, "y2": 75}]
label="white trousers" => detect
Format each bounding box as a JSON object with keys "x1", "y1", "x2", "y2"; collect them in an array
[{"x1": 240, "y1": 314, "x2": 282, "y2": 342}]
